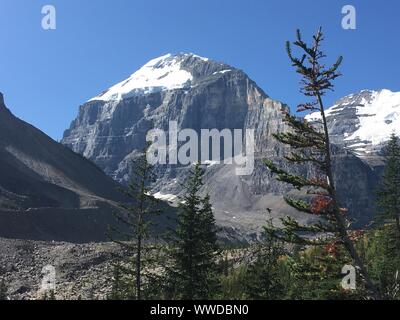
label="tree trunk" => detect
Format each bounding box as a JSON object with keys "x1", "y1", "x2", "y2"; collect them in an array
[
  {"x1": 317, "y1": 93, "x2": 382, "y2": 300},
  {"x1": 136, "y1": 234, "x2": 142, "y2": 300}
]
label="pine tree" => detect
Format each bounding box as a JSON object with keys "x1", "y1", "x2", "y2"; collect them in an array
[
  {"x1": 0, "y1": 278, "x2": 8, "y2": 300},
  {"x1": 361, "y1": 225, "x2": 400, "y2": 299},
  {"x1": 377, "y1": 133, "x2": 400, "y2": 234},
  {"x1": 42, "y1": 290, "x2": 56, "y2": 300},
  {"x1": 365, "y1": 133, "x2": 400, "y2": 299},
  {"x1": 264, "y1": 28, "x2": 380, "y2": 299},
  {"x1": 284, "y1": 244, "x2": 367, "y2": 300},
  {"x1": 109, "y1": 144, "x2": 161, "y2": 300},
  {"x1": 244, "y1": 220, "x2": 287, "y2": 300},
  {"x1": 167, "y1": 164, "x2": 220, "y2": 300},
  {"x1": 108, "y1": 262, "x2": 126, "y2": 300}
]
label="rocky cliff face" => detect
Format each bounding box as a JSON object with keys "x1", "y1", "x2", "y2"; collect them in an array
[
  {"x1": 62, "y1": 53, "x2": 289, "y2": 180},
  {"x1": 307, "y1": 89, "x2": 400, "y2": 166},
  {"x1": 62, "y1": 53, "x2": 383, "y2": 237}
]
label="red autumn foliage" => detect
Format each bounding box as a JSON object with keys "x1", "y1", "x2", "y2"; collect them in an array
[
  {"x1": 348, "y1": 230, "x2": 365, "y2": 242},
  {"x1": 325, "y1": 241, "x2": 339, "y2": 258},
  {"x1": 311, "y1": 195, "x2": 333, "y2": 215}
]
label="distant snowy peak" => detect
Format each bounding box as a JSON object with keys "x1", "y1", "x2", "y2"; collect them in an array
[
  {"x1": 89, "y1": 53, "x2": 212, "y2": 102},
  {"x1": 306, "y1": 89, "x2": 400, "y2": 156}
]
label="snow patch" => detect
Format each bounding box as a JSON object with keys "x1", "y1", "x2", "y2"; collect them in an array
[
  {"x1": 189, "y1": 53, "x2": 209, "y2": 62},
  {"x1": 152, "y1": 192, "x2": 178, "y2": 203},
  {"x1": 89, "y1": 54, "x2": 195, "y2": 102},
  {"x1": 213, "y1": 69, "x2": 232, "y2": 75},
  {"x1": 203, "y1": 160, "x2": 220, "y2": 167}
]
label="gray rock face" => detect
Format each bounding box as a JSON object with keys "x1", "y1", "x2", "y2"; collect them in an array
[
  {"x1": 62, "y1": 54, "x2": 289, "y2": 180},
  {"x1": 62, "y1": 54, "x2": 381, "y2": 237},
  {"x1": 307, "y1": 89, "x2": 400, "y2": 166}
]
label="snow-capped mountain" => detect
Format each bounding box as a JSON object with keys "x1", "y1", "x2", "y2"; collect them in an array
[
  {"x1": 62, "y1": 53, "x2": 380, "y2": 238},
  {"x1": 306, "y1": 89, "x2": 400, "y2": 158},
  {"x1": 89, "y1": 53, "x2": 210, "y2": 102}
]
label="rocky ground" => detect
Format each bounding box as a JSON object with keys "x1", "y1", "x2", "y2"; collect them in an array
[
  {"x1": 0, "y1": 238, "x2": 130, "y2": 300},
  {"x1": 0, "y1": 237, "x2": 252, "y2": 301}
]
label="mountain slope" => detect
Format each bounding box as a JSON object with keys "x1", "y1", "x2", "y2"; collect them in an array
[
  {"x1": 0, "y1": 92, "x2": 131, "y2": 242},
  {"x1": 0, "y1": 92, "x2": 123, "y2": 210}
]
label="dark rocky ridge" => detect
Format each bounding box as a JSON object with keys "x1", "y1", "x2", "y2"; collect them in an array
[{"x1": 0, "y1": 93, "x2": 129, "y2": 242}]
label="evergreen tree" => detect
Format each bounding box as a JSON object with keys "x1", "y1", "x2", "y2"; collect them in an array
[
  {"x1": 167, "y1": 164, "x2": 220, "y2": 300},
  {"x1": 109, "y1": 144, "x2": 161, "y2": 300},
  {"x1": 286, "y1": 245, "x2": 364, "y2": 300},
  {"x1": 244, "y1": 220, "x2": 287, "y2": 300},
  {"x1": 365, "y1": 133, "x2": 400, "y2": 299},
  {"x1": 42, "y1": 290, "x2": 56, "y2": 300},
  {"x1": 361, "y1": 225, "x2": 400, "y2": 299},
  {"x1": 0, "y1": 278, "x2": 8, "y2": 300},
  {"x1": 377, "y1": 133, "x2": 400, "y2": 234},
  {"x1": 108, "y1": 262, "x2": 126, "y2": 300},
  {"x1": 264, "y1": 28, "x2": 380, "y2": 299}
]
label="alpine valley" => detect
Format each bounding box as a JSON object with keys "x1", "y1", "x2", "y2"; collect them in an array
[
  {"x1": 1, "y1": 53, "x2": 399, "y2": 299},
  {"x1": 61, "y1": 53, "x2": 398, "y2": 239}
]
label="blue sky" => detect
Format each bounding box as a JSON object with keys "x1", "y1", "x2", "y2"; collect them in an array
[{"x1": 1, "y1": 0, "x2": 399, "y2": 140}]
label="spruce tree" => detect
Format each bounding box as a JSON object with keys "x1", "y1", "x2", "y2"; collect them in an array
[
  {"x1": 41, "y1": 290, "x2": 56, "y2": 300},
  {"x1": 110, "y1": 144, "x2": 161, "y2": 300},
  {"x1": 167, "y1": 164, "x2": 220, "y2": 300},
  {"x1": 366, "y1": 137, "x2": 400, "y2": 299},
  {"x1": 361, "y1": 225, "x2": 400, "y2": 299},
  {"x1": 285, "y1": 244, "x2": 365, "y2": 300},
  {"x1": 108, "y1": 262, "x2": 126, "y2": 300},
  {"x1": 264, "y1": 28, "x2": 380, "y2": 299},
  {"x1": 0, "y1": 278, "x2": 8, "y2": 300},
  {"x1": 244, "y1": 220, "x2": 287, "y2": 300},
  {"x1": 377, "y1": 133, "x2": 400, "y2": 234}
]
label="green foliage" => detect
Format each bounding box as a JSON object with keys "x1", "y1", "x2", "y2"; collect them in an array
[
  {"x1": 109, "y1": 144, "x2": 162, "y2": 300},
  {"x1": 264, "y1": 27, "x2": 345, "y2": 243},
  {"x1": 377, "y1": 134, "x2": 400, "y2": 234},
  {"x1": 166, "y1": 164, "x2": 220, "y2": 300},
  {"x1": 42, "y1": 290, "x2": 56, "y2": 300},
  {"x1": 108, "y1": 261, "x2": 131, "y2": 300},
  {"x1": 219, "y1": 266, "x2": 248, "y2": 300},
  {"x1": 264, "y1": 27, "x2": 380, "y2": 299},
  {"x1": 284, "y1": 246, "x2": 365, "y2": 300},
  {"x1": 359, "y1": 134, "x2": 400, "y2": 299},
  {"x1": 0, "y1": 278, "x2": 8, "y2": 300},
  {"x1": 243, "y1": 222, "x2": 288, "y2": 300},
  {"x1": 360, "y1": 224, "x2": 400, "y2": 299}
]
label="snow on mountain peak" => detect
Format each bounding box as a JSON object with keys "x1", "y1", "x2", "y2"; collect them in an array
[
  {"x1": 89, "y1": 53, "x2": 208, "y2": 102},
  {"x1": 306, "y1": 89, "x2": 400, "y2": 152},
  {"x1": 345, "y1": 89, "x2": 400, "y2": 145}
]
